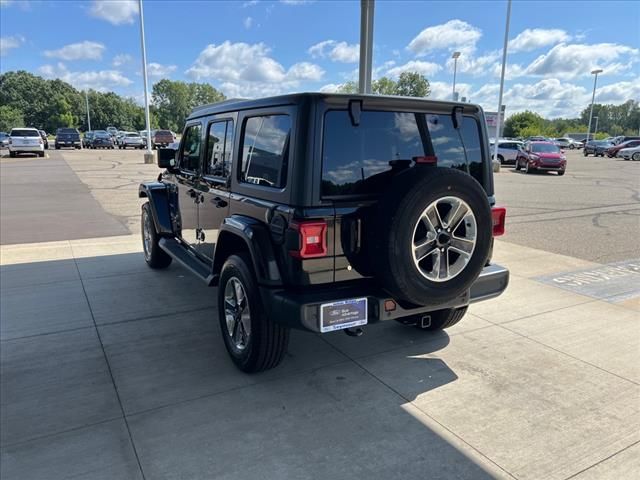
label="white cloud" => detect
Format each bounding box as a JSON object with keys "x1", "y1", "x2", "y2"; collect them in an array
[
  {"x1": 386, "y1": 60, "x2": 441, "y2": 78},
  {"x1": 147, "y1": 62, "x2": 177, "y2": 78},
  {"x1": 187, "y1": 41, "x2": 324, "y2": 98},
  {"x1": 43, "y1": 41, "x2": 105, "y2": 61},
  {"x1": 113, "y1": 53, "x2": 133, "y2": 67},
  {"x1": 525, "y1": 42, "x2": 639, "y2": 79},
  {"x1": 308, "y1": 40, "x2": 359, "y2": 63},
  {"x1": 595, "y1": 77, "x2": 640, "y2": 103},
  {"x1": 429, "y1": 81, "x2": 473, "y2": 101},
  {"x1": 0, "y1": 35, "x2": 24, "y2": 56},
  {"x1": 243, "y1": 16, "x2": 253, "y2": 29},
  {"x1": 408, "y1": 20, "x2": 481, "y2": 56},
  {"x1": 509, "y1": 28, "x2": 571, "y2": 52},
  {"x1": 288, "y1": 62, "x2": 324, "y2": 81},
  {"x1": 39, "y1": 62, "x2": 132, "y2": 91},
  {"x1": 319, "y1": 83, "x2": 343, "y2": 93},
  {"x1": 89, "y1": 0, "x2": 138, "y2": 25}
]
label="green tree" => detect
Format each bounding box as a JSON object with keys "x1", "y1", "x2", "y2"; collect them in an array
[
  {"x1": 503, "y1": 111, "x2": 546, "y2": 137},
  {"x1": 152, "y1": 79, "x2": 225, "y2": 132},
  {"x1": 395, "y1": 72, "x2": 431, "y2": 97},
  {"x1": 0, "y1": 105, "x2": 24, "y2": 131},
  {"x1": 336, "y1": 72, "x2": 431, "y2": 98}
]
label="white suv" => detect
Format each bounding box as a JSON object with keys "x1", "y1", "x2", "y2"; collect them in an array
[{"x1": 9, "y1": 128, "x2": 45, "y2": 158}]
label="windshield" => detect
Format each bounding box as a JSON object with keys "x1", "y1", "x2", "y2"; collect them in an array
[
  {"x1": 322, "y1": 110, "x2": 484, "y2": 197},
  {"x1": 11, "y1": 129, "x2": 40, "y2": 137},
  {"x1": 531, "y1": 143, "x2": 560, "y2": 153}
]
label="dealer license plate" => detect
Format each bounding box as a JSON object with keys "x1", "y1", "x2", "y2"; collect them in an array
[{"x1": 320, "y1": 298, "x2": 368, "y2": 333}]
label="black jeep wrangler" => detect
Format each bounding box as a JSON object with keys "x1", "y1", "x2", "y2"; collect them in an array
[{"x1": 139, "y1": 93, "x2": 509, "y2": 373}]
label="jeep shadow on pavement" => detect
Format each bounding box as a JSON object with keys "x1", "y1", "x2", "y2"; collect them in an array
[{"x1": 139, "y1": 93, "x2": 509, "y2": 373}]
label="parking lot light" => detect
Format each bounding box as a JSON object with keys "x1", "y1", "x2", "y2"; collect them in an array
[
  {"x1": 452, "y1": 51, "x2": 461, "y2": 100},
  {"x1": 586, "y1": 69, "x2": 603, "y2": 143},
  {"x1": 138, "y1": 0, "x2": 153, "y2": 164},
  {"x1": 493, "y1": 0, "x2": 512, "y2": 165}
]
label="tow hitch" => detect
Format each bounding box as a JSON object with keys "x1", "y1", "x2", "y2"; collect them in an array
[{"x1": 344, "y1": 327, "x2": 364, "y2": 337}]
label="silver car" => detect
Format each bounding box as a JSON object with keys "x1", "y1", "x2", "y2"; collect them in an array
[
  {"x1": 553, "y1": 137, "x2": 582, "y2": 149},
  {"x1": 119, "y1": 132, "x2": 145, "y2": 149},
  {"x1": 491, "y1": 140, "x2": 524, "y2": 165}
]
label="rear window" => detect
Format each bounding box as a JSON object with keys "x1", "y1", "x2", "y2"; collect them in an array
[
  {"x1": 11, "y1": 129, "x2": 40, "y2": 137},
  {"x1": 156, "y1": 130, "x2": 172, "y2": 135},
  {"x1": 126, "y1": 133, "x2": 139, "y2": 137},
  {"x1": 321, "y1": 110, "x2": 484, "y2": 197},
  {"x1": 57, "y1": 128, "x2": 78, "y2": 134}
]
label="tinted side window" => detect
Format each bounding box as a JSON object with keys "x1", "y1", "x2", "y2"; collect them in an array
[
  {"x1": 206, "y1": 121, "x2": 233, "y2": 178},
  {"x1": 180, "y1": 124, "x2": 202, "y2": 172},
  {"x1": 427, "y1": 114, "x2": 483, "y2": 184},
  {"x1": 240, "y1": 115, "x2": 290, "y2": 188}
]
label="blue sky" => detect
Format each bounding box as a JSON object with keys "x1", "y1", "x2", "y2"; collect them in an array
[{"x1": 1, "y1": 0, "x2": 639, "y2": 118}]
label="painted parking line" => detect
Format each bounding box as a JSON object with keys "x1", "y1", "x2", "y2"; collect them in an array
[{"x1": 535, "y1": 259, "x2": 640, "y2": 303}]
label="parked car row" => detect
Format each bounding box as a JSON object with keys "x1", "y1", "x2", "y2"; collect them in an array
[{"x1": 582, "y1": 138, "x2": 640, "y2": 159}]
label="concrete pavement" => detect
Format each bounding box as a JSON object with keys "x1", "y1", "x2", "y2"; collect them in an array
[{"x1": 1, "y1": 235, "x2": 638, "y2": 480}]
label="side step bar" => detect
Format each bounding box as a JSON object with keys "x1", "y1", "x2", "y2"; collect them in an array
[{"x1": 158, "y1": 237, "x2": 218, "y2": 286}]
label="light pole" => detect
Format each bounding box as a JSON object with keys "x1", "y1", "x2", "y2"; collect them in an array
[
  {"x1": 593, "y1": 116, "x2": 599, "y2": 138},
  {"x1": 493, "y1": 0, "x2": 511, "y2": 161},
  {"x1": 138, "y1": 0, "x2": 153, "y2": 164},
  {"x1": 358, "y1": 0, "x2": 375, "y2": 94},
  {"x1": 586, "y1": 68, "x2": 603, "y2": 143},
  {"x1": 452, "y1": 51, "x2": 461, "y2": 101},
  {"x1": 84, "y1": 90, "x2": 91, "y2": 132}
]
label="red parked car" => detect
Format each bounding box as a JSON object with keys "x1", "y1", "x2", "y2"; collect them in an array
[
  {"x1": 606, "y1": 139, "x2": 640, "y2": 158},
  {"x1": 515, "y1": 141, "x2": 566, "y2": 176}
]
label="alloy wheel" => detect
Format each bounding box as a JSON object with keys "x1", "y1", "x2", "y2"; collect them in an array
[
  {"x1": 224, "y1": 277, "x2": 252, "y2": 352},
  {"x1": 411, "y1": 196, "x2": 477, "y2": 282}
]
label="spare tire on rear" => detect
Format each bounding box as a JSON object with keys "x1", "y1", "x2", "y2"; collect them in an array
[{"x1": 370, "y1": 167, "x2": 492, "y2": 305}]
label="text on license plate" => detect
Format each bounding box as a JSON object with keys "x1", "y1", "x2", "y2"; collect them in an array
[{"x1": 320, "y1": 298, "x2": 367, "y2": 333}]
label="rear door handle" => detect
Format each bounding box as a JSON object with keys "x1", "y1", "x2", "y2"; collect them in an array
[{"x1": 213, "y1": 197, "x2": 228, "y2": 208}]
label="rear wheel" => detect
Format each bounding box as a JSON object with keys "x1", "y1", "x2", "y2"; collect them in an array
[
  {"x1": 497, "y1": 154, "x2": 504, "y2": 164},
  {"x1": 218, "y1": 253, "x2": 290, "y2": 373},
  {"x1": 141, "y1": 202, "x2": 172, "y2": 269},
  {"x1": 632, "y1": 152, "x2": 640, "y2": 161},
  {"x1": 569, "y1": 144, "x2": 575, "y2": 150},
  {"x1": 38, "y1": 151, "x2": 45, "y2": 157},
  {"x1": 583, "y1": 150, "x2": 588, "y2": 157},
  {"x1": 396, "y1": 306, "x2": 468, "y2": 331},
  {"x1": 9, "y1": 151, "x2": 16, "y2": 158},
  {"x1": 370, "y1": 167, "x2": 492, "y2": 306}
]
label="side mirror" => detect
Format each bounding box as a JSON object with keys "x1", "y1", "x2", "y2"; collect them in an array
[{"x1": 157, "y1": 147, "x2": 177, "y2": 169}]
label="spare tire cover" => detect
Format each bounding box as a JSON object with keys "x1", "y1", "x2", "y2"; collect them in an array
[{"x1": 371, "y1": 166, "x2": 492, "y2": 305}]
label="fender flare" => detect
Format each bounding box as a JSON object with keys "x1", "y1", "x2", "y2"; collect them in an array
[
  {"x1": 213, "y1": 216, "x2": 282, "y2": 286},
  {"x1": 138, "y1": 182, "x2": 175, "y2": 236}
]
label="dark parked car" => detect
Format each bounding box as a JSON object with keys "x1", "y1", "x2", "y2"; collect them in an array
[
  {"x1": 90, "y1": 131, "x2": 115, "y2": 149},
  {"x1": 515, "y1": 141, "x2": 566, "y2": 175},
  {"x1": 152, "y1": 129, "x2": 175, "y2": 149},
  {"x1": 606, "y1": 139, "x2": 640, "y2": 157},
  {"x1": 39, "y1": 130, "x2": 49, "y2": 149},
  {"x1": 583, "y1": 140, "x2": 613, "y2": 157},
  {"x1": 55, "y1": 128, "x2": 82, "y2": 149},
  {"x1": 83, "y1": 131, "x2": 95, "y2": 148},
  {"x1": 139, "y1": 93, "x2": 509, "y2": 372}
]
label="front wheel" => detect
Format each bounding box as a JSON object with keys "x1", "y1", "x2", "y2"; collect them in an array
[
  {"x1": 569, "y1": 144, "x2": 575, "y2": 150},
  {"x1": 515, "y1": 160, "x2": 521, "y2": 171},
  {"x1": 524, "y1": 161, "x2": 531, "y2": 174},
  {"x1": 497, "y1": 155, "x2": 504, "y2": 164},
  {"x1": 557, "y1": 170, "x2": 565, "y2": 176},
  {"x1": 632, "y1": 152, "x2": 640, "y2": 161},
  {"x1": 141, "y1": 202, "x2": 172, "y2": 269},
  {"x1": 218, "y1": 253, "x2": 290, "y2": 373}
]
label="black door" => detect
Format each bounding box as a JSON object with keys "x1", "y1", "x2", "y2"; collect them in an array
[
  {"x1": 197, "y1": 119, "x2": 234, "y2": 260},
  {"x1": 175, "y1": 123, "x2": 203, "y2": 248}
]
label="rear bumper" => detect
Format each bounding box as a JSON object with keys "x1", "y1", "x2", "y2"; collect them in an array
[
  {"x1": 9, "y1": 145, "x2": 44, "y2": 152},
  {"x1": 263, "y1": 264, "x2": 509, "y2": 333}
]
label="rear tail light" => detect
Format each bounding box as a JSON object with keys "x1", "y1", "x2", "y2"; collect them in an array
[
  {"x1": 491, "y1": 206, "x2": 506, "y2": 236},
  {"x1": 289, "y1": 220, "x2": 327, "y2": 259}
]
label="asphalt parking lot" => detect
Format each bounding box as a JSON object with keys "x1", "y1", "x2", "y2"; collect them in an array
[{"x1": 1, "y1": 148, "x2": 639, "y2": 479}]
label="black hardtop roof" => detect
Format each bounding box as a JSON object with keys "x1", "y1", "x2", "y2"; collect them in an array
[{"x1": 186, "y1": 92, "x2": 482, "y2": 120}]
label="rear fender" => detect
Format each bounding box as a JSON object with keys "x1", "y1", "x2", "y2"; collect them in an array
[
  {"x1": 138, "y1": 182, "x2": 175, "y2": 236},
  {"x1": 213, "y1": 216, "x2": 282, "y2": 286}
]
